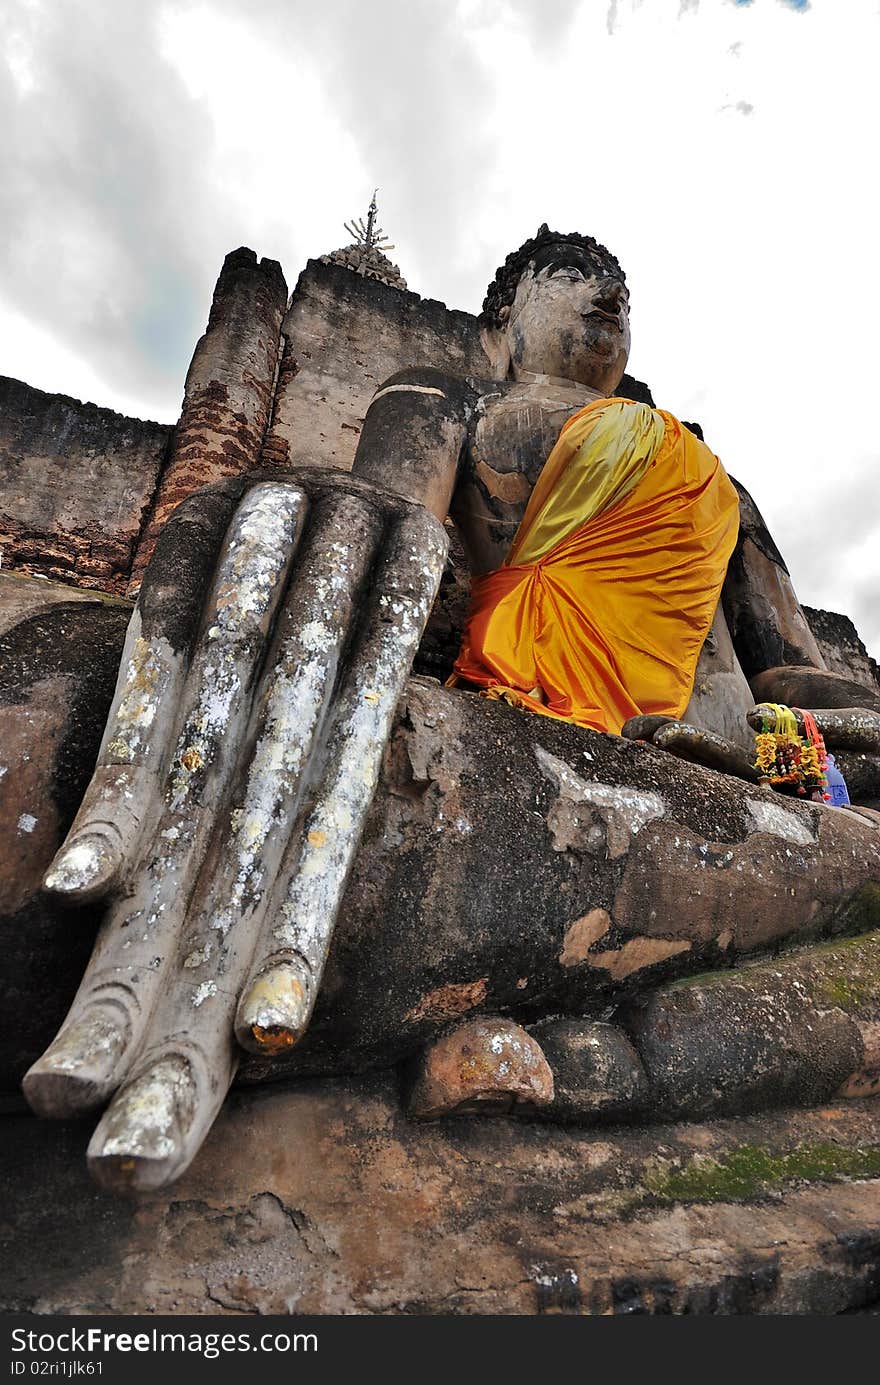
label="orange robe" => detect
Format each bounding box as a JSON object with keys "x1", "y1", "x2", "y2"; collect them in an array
[{"x1": 451, "y1": 397, "x2": 740, "y2": 735}]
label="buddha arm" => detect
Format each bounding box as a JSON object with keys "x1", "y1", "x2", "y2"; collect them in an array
[
  {"x1": 352, "y1": 368, "x2": 474, "y2": 520},
  {"x1": 721, "y1": 477, "x2": 827, "y2": 679}
]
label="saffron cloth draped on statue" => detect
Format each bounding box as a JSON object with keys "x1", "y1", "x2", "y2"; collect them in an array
[{"x1": 451, "y1": 397, "x2": 740, "y2": 734}]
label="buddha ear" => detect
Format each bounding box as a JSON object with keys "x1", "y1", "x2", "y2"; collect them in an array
[{"x1": 479, "y1": 306, "x2": 512, "y2": 380}]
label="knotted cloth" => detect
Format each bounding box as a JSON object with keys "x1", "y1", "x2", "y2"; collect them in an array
[{"x1": 450, "y1": 397, "x2": 740, "y2": 734}]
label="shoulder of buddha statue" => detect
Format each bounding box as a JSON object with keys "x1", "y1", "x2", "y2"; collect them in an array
[{"x1": 727, "y1": 474, "x2": 790, "y2": 572}]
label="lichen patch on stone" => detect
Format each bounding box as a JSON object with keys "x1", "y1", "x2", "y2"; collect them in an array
[
  {"x1": 746, "y1": 797, "x2": 817, "y2": 846},
  {"x1": 535, "y1": 745, "x2": 665, "y2": 835},
  {"x1": 192, "y1": 980, "x2": 218, "y2": 1008}
]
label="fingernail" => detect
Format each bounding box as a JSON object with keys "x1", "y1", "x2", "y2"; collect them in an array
[
  {"x1": 235, "y1": 958, "x2": 312, "y2": 1054},
  {"x1": 42, "y1": 831, "x2": 120, "y2": 901},
  {"x1": 87, "y1": 1053, "x2": 197, "y2": 1193},
  {"x1": 23, "y1": 1007, "x2": 129, "y2": 1117}
]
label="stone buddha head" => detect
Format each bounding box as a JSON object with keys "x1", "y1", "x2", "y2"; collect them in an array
[{"x1": 479, "y1": 224, "x2": 630, "y2": 395}]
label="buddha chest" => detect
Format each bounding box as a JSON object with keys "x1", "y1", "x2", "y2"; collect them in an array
[{"x1": 453, "y1": 382, "x2": 596, "y2": 573}]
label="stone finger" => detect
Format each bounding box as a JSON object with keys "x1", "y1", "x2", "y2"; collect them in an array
[
  {"x1": 236, "y1": 503, "x2": 448, "y2": 1053},
  {"x1": 652, "y1": 721, "x2": 760, "y2": 782},
  {"x1": 619, "y1": 714, "x2": 676, "y2": 743},
  {"x1": 23, "y1": 483, "x2": 307, "y2": 1118},
  {"x1": 810, "y1": 708, "x2": 880, "y2": 753},
  {"x1": 85, "y1": 1032, "x2": 235, "y2": 1194},
  {"x1": 41, "y1": 615, "x2": 187, "y2": 906},
  {"x1": 41, "y1": 479, "x2": 253, "y2": 906},
  {"x1": 135, "y1": 490, "x2": 384, "y2": 1071}
]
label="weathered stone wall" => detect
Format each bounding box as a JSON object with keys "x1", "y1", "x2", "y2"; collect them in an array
[
  {"x1": 261, "y1": 258, "x2": 487, "y2": 472},
  {"x1": 0, "y1": 375, "x2": 171, "y2": 593},
  {"x1": 806, "y1": 605, "x2": 880, "y2": 692}
]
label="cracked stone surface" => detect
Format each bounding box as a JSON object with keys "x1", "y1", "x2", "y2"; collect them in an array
[{"x1": 3, "y1": 1073, "x2": 880, "y2": 1314}]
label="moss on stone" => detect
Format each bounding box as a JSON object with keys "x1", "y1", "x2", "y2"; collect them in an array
[
  {"x1": 802, "y1": 934, "x2": 880, "y2": 1014},
  {"x1": 813, "y1": 969, "x2": 877, "y2": 1013},
  {"x1": 642, "y1": 1141, "x2": 880, "y2": 1206},
  {"x1": 649, "y1": 929, "x2": 880, "y2": 1015}
]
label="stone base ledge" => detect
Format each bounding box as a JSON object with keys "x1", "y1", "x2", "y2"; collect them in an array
[{"x1": 3, "y1": 1073, "x2": 880, "y2": 1315}]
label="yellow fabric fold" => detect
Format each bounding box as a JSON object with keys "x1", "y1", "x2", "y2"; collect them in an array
[
  {"x1": 451, "y1": 396, "x2": 740, "y2": 735},
  {"x1": 508, "y1": 398, "x2": 667, "y2": 566}
]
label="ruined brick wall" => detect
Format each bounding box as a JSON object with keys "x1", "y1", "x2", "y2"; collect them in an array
[
  {"x1": 0, "y1": 375, "x2": 171, "y2": 593},
  {"x1": 129, "y1": 248, "x2": 287, "y2": 588},
  {"x1": 2, "y1": 257, "x2": 484, "y2": 594}
]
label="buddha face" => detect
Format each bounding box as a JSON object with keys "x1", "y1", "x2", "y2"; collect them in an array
[{"x1": 501, "y1": 244, "x2": 631, "y2": 394}]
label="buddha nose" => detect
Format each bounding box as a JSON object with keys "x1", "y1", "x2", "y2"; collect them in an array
[{"x1": 594, "y1": 277, "x2": 623, "y2": 312}]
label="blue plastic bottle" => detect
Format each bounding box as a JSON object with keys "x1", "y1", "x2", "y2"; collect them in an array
[{"x1": 824, "y1": 753, "x2": 851, "y2": 806}]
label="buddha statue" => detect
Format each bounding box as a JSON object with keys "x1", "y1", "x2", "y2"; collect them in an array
[{"x1": 22, "y1": 226, "x2": 880, "y2": 1194}]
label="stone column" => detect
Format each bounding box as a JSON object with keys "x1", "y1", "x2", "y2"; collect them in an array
[{"x1": 129, "y1": 247, "x2": 288, "y2": 591}]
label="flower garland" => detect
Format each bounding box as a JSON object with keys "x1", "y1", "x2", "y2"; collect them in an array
[{"x1": 752, "y1": 702, "x2": 829, "y2": 799}]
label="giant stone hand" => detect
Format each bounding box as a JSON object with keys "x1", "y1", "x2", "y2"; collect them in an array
[{"x1": 23, "y1": 469, "x2": 447, "y2": 1193}]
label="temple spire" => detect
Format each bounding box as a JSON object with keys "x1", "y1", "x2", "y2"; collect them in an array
[
  {"x1": 321, "y1": 189, "x2": 407, "y2": 291},
  {"x1": 343, "y1": 190, "x2": 395, "y2": 255}
]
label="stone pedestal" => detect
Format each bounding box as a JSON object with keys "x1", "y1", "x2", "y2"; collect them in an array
[{"x1": 4, "y1": 1075, "x2": 880, "y2": 1314}]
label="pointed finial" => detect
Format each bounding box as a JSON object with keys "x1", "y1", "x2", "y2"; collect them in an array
[{"x1": 344, "y1": 190, "x2": 395, "y2": 254}]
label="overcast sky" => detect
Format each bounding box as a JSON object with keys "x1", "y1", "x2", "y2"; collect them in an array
[{"x1": 2, "y1": 0, "x2": 878, "y2": 654}]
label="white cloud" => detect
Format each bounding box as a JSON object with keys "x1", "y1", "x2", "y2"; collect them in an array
[{"x1": 0, "y1": 0, "x2": 878, "y2": 653}]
